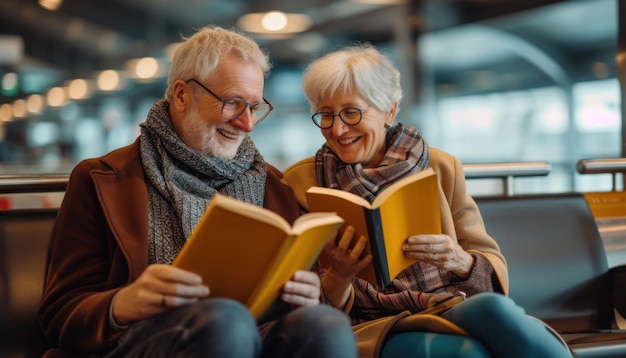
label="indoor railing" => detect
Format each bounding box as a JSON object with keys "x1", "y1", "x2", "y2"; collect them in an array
[{"x1": 578, "y1": 158, "x2": 626, "y2": 192}]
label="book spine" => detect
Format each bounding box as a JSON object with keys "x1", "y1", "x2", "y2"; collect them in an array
[{"x1": 365, "y1": 208, "x2": 390, "y2": 287}]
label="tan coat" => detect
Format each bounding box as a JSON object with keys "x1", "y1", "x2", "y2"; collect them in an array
[
  {"x1": 282, "y1": 147, "x2": 509, "y2": 297},
  {"x1": 283, "y1": 147, "x2": 509, "y2": 356}
]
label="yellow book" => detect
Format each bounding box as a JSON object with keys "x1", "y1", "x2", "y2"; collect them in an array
[
  {"x1": 305, "y1": 168, "x2": 441, "y2": 287},
  {"x1": 173, "y1": 193, "x2": 344, "y2": 320}
]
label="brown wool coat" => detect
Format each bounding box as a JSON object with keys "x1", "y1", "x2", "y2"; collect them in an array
[{"x1": 38, "y1": 138, "x2": 301, "y2": 356}]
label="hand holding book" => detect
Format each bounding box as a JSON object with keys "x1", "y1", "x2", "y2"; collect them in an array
[
  {"x1": 324, "y1": 225, "x2": 373, "y2": 275},
  {"x1": 173, "y1": 193, "x2": 345, "y2": 320},
  {"x1": 306, "y1": 168, "x2": 441, "y2": 287}
]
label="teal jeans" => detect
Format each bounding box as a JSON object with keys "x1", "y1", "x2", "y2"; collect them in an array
[
  {"x1": 381, "y1": 293, "x2": 572, "y2": 358},
  {"x1": 381, "y1": 331, "x2": 490, "y2": 357}
]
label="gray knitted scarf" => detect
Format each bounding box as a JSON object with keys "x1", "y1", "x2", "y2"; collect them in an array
[{"x1": 139, "y1": 99, "x2": 267, "y2": 264}]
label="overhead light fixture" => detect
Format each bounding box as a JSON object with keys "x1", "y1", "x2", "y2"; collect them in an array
[
  {"x1": 12, "y1": 99, "x2": 27, "y2": 118},
  {"x1": 262, "y1": 11, "x2": 290, "y2": 31},
  {"x1": 352, "y1": 0, "x2": 407, "y2": 4},
  {"x1": 39, "y1": 0, "x2": 63, "y2": 11},
  {"x1": 238, "y1": 11, "x2": 312, "y2": 36},
  {"x1": 0, "y1": 103, "x2": 13, "y2": 123},
  {"x1": 97, "y1": 70, "x2": 122, "y2": 91},
  {"x1": 26, "y1": 94, "x2": 45, "y2": 113},
  {"x1": 66, "y1": 79, "x2": 91, "y2": 100},
  {"x1": 47, "y1": 87, "x2": 67, "y2": 108},
  {"x1": 124, "y1": 57, "x2": 165, "y2": 81}
]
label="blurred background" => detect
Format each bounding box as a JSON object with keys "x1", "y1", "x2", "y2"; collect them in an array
[{"x1": 0, "y1": 0, "x2": 622, "y2": 200}]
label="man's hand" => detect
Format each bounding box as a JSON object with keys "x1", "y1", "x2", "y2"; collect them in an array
[
  {"x1": 281, "y1": 270, "x2": 321, "y2": 308},
  {"x1": 112, "y1": 264, "x2": 210, "y2": 325}
]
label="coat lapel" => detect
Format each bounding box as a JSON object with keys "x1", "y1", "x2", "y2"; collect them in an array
[{"x1": 90, "y1": 141, "x2": 149, "y2": 279}]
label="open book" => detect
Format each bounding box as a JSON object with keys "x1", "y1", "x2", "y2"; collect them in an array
[
  {"x1": 173, "y1": 193, "x2": 344, "y2": 320},
  {"x1": 306, "y1": 167, "x2": 441, "y2": 287}
]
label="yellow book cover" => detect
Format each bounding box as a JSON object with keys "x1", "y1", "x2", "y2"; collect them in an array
[
  {"x1": 305, "y1": 167, "x2": 441, "y2": 287},
  {"x1": 173, "y1": 193, "x2": 344, "y2": 319}
]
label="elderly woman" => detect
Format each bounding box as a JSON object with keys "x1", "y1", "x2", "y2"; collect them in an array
[{"x1": 283, "y1": 44, "x2": 572, "y2": 357}]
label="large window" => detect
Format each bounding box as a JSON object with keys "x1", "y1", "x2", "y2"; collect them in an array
[{"x1": 0, "y1": 0, "x2": 620, "y2": 200}]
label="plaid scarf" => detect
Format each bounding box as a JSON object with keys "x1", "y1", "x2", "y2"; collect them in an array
[
  {"x1": 315, "y1": 123, "x2": 450, "y2": 322},
  {"x1": 313, "y1": 124, "x2": 495, "y2": 323},
  {"x1": 315, "y1": 123, "x2": 429, "y2": 202}
]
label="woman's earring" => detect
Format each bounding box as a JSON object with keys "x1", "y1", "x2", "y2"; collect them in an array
[{"x1": 384, "y1": 122, "x2": 391, "y2": 129}]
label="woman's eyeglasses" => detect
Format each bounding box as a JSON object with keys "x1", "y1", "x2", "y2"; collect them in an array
[{"x1": 311, "y1": 107, "x2": 368, "y2": 129}]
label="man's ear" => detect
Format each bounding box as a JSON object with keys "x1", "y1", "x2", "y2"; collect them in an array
[{"x1": 171, "y1": 79, "x2": 191, "y2": 112}]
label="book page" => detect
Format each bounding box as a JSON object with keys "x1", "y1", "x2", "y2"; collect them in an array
[
  {"x1": 290, "y1": 212, "x2": 345, "y2": 235},
  {"x1": 306, "y1": 186, "x2": 372, "y2": 208}
]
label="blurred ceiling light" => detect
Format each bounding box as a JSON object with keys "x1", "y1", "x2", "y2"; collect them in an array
[
  {"x1": 262, "y1": 11, "x2": 288, "y2": 31},
  {"x1": 136, "y1": 57, "x2": 159, "y2": 79},
  {"x1": 67, "y1": 79, "x2": 90, "y2": 100},
  {"x1": 238, "y1": 12, "x2": 312, "y2": 35},
  {"x1": 353, "y1": 0, "x2": 406, "y2": 4},
  {"x1": 47, "y1": 87, "x2": 67, "y2": 107},
  {"x1": 125, "y1": 57, "x2": 162, "y2": 80},
  {"x1": 97, "y1": 70, "x2": 121, "y2": 91},
  {"x1": 12, "y1": 99, "x2": 27, "y2": 118},
  {"x1": 27, "y1": 94, "x2": 45, "y2": 113},
  {"x1": 0, "y1": 104, "x2": 12, "y2": 122},
  {"x1": 39, "y1": 0, "x2": 63, "y2": 11}
]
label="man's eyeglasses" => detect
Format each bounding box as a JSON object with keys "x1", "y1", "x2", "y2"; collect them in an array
[
  {"x1": 311, "y1": 107, "x2": 368, "y2": 129},
  {"x1": 186, "y1": 79, "x2": 273, "y2": 124}
]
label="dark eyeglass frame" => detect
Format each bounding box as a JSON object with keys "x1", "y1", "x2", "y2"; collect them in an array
[
  {"x1": 186, "y1": 78, "x2": 274, "y2": 124},
  {"x1": 311, "y1": 107, "x2": 369, "y2": 129}
]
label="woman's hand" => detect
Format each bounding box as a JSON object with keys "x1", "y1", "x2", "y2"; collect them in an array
[
  {"x1": 318, "y1": 226, "x2": 371, "y2": 309},
  {"x1": 402, "y1": 234, "x2": 475, "y2": 279},
  {"x1": 281, "y1": 270, "x2": 321, "y2": 307},
  {"x1": 112, "y1": 264, "x2": 210, "y2": 325},
  {"x1": 325, "y1": 225, "x2": 372, "y2": 280}
]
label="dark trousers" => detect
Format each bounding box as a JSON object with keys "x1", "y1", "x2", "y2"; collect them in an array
[{"x1": 105, "y1": 298, "x2": 357, "y2": 358}]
